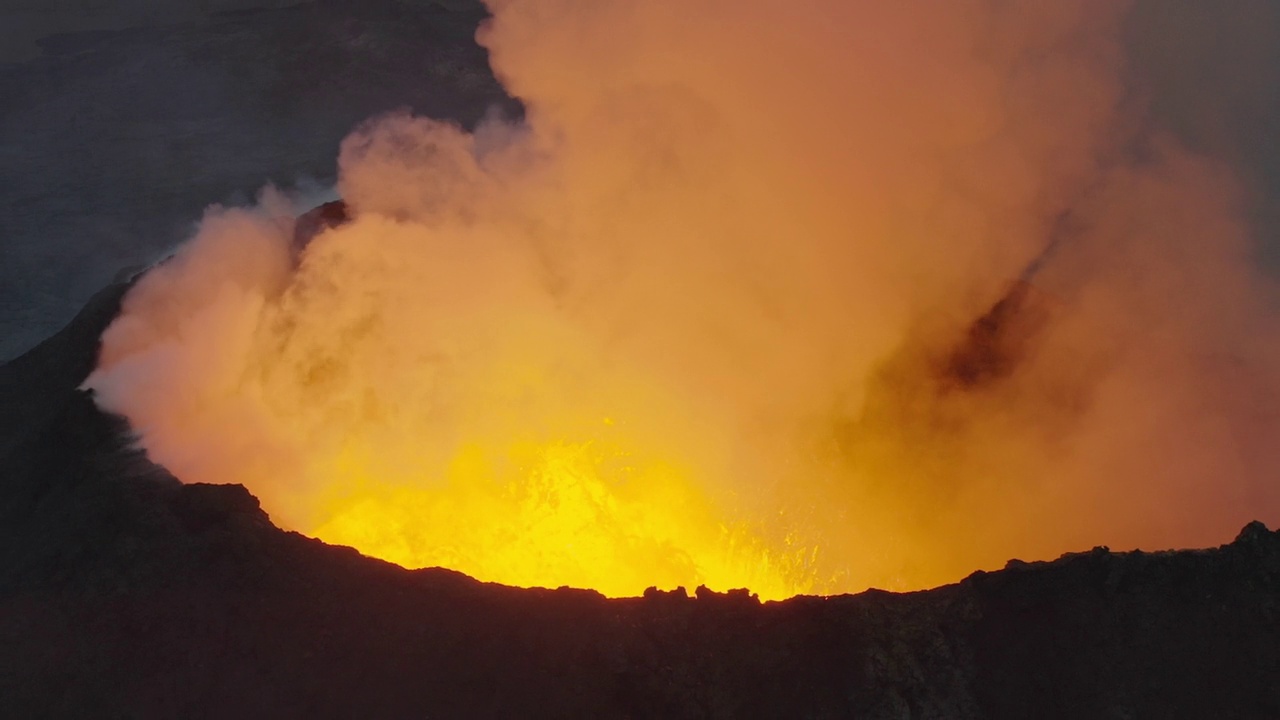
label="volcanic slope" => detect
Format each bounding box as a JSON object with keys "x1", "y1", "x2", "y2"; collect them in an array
[{"x1": 0, "y1": 274, "x2": 1278, "y2": 718}]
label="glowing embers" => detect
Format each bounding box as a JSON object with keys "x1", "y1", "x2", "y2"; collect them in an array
[{"x1": 311, "y1": 439, "x2": 818, "y2": 600}]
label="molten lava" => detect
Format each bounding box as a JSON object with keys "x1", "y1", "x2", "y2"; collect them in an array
[{"x1": 312, "y1": 440, "x2": 818, "y2": 599}]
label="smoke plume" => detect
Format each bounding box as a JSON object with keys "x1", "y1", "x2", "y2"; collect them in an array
[{"x1": 86, "y1": 0, "x2": 1280, "y2": 595}]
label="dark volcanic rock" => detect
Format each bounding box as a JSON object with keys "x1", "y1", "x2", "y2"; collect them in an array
[
  {"x1": 291, "y1": 198, "x2": 350, "y2": 259},
  {"x1": 0, "y1": 284, "x2": 1278, "y2": 718}
]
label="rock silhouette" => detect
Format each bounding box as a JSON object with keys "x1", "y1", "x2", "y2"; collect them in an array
[{"x1": 0, "y1": 272, "x2": 1277, "y2": 719}]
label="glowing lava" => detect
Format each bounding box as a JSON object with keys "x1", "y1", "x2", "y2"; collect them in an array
[{"x1": 312, "y1": 440, "x2": 818, "y2": 599}]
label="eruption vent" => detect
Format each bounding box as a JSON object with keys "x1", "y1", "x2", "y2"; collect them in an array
[{"x1": 85, "y1": 0, "x2": 1280, "y2": 597}]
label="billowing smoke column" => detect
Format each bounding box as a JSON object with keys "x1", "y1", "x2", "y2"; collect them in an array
[{"x1": 85, "y1": 0, "x2": 1280, "y2": 596}]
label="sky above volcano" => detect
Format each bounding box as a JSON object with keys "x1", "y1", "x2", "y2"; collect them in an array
[{"x1": 0, "y1": 1, "x2": 1277, "y2": 362}]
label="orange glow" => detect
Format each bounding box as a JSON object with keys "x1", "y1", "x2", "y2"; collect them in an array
[
  {"x1": 312, "y1": 440, "x2": 818, "y2": 598},
  {"x1": 83, "y1": 0, "x2": 1280, "y2": 599}
]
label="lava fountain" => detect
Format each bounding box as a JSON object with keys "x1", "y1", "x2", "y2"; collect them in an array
[{"x1": 84, "y1": 0, "x2": 1280, "y2": 598}]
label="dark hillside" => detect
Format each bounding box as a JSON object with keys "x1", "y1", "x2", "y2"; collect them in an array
[{"x1": 0, "y1": 283, "x2": 1276, "y2": 719}]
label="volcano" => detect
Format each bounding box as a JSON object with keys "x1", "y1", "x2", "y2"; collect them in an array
[
  {"x1": 0, "y1": 235, "x2": 1277, "y2": 718},
  {"x1": 6, "y1": 0, "x2": 1280, "y2": 716}
]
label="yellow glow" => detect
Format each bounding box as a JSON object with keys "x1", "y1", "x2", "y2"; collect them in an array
[
  {"x1": 83, "y1": 0, "x2": 1280, "y2": 606},
  {"x1": 312, "y1": 439, "x2": 819, "y2": 600}
]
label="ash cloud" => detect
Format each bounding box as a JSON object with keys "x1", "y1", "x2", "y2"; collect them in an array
[{"x1": 85, "y1": 0, "x2": 1280, "y2": 592}]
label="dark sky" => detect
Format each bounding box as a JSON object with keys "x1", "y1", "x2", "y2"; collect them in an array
[
  {"x1": 1125, "y1": 0, "x2": 1280, "y2": 269},
  {"x1": 1, "y1": 0, "x2": 1277, "y2": 360},
  {"x1": 0, "y1": 0, "x2": 509, "y2": 360}
]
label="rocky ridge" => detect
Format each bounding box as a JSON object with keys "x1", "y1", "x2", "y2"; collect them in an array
[{"x1": 0, "y1": 274, "x2": 1277, "y2": 718}]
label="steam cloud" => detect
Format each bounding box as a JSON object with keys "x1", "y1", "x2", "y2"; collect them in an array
[{"x1": 86, "y1": 0, "x2": 1280, "y2": 593}]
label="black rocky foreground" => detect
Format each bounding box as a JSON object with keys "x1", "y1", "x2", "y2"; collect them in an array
[{"x1": 0, "y1": 281, "x2": 1276, "y2": 719}]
